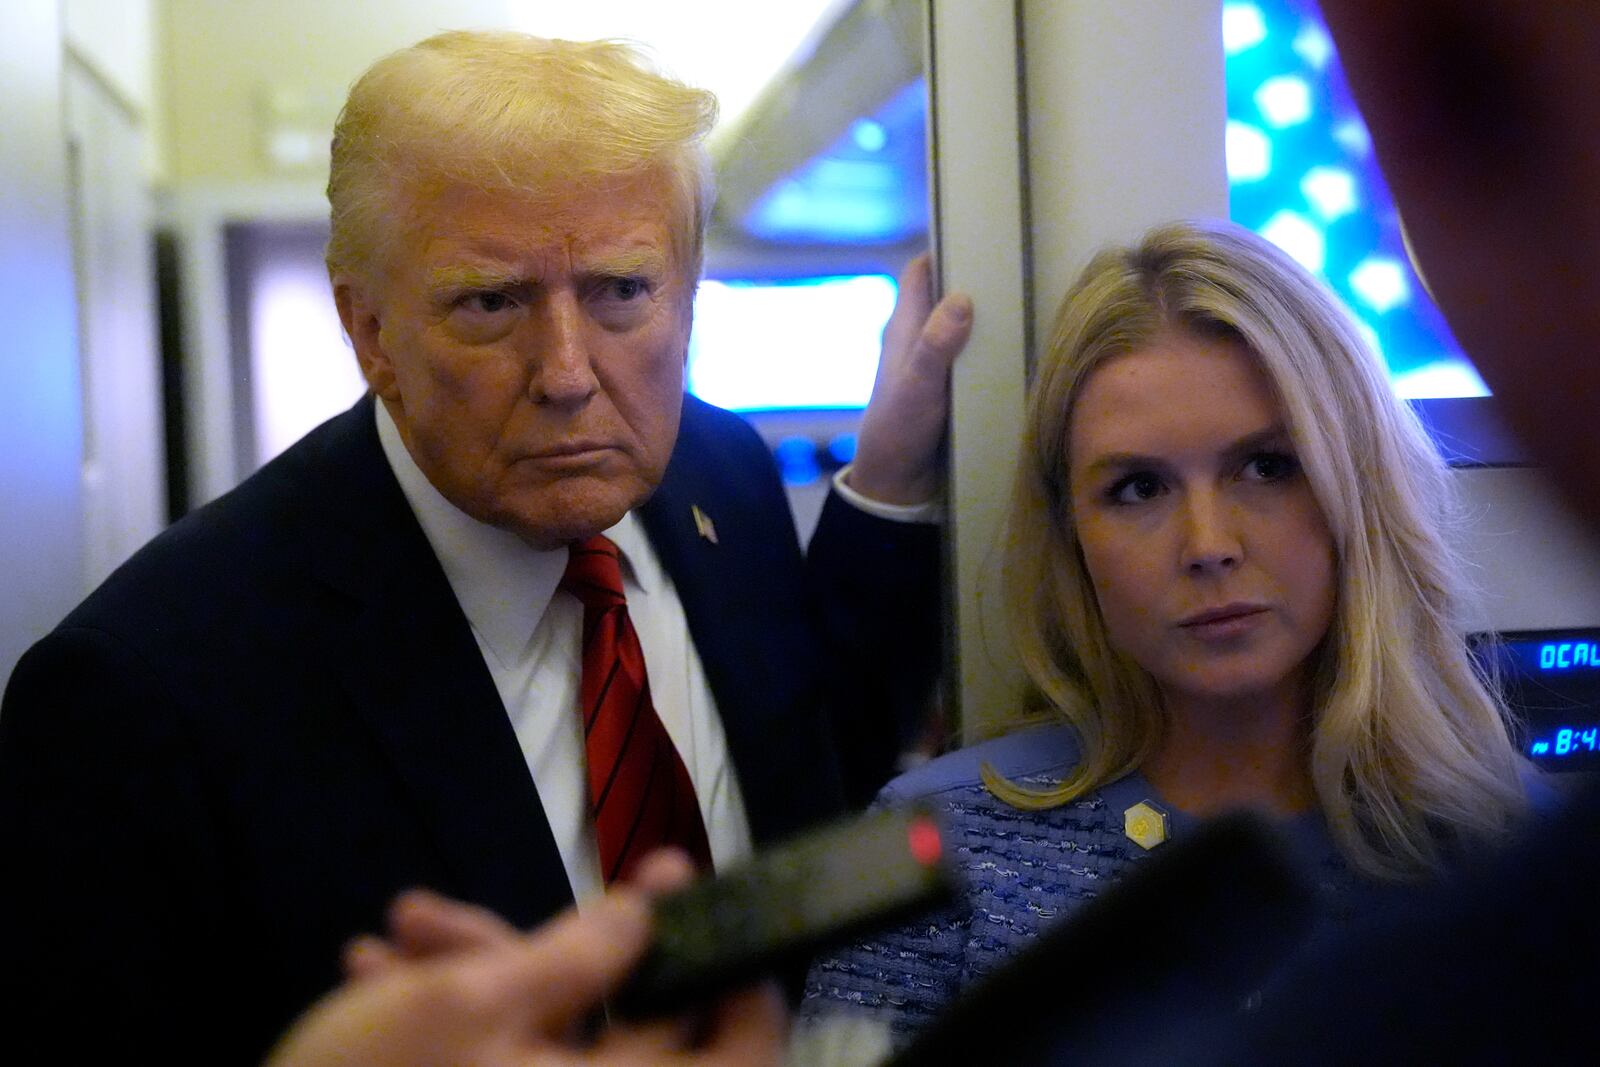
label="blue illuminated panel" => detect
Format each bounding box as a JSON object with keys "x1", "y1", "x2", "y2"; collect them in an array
[
  {"x1": 1528, "y1": 727, "x2": 1600, "y2": 761},
  {"x1": 1225, "y1": 0, "x2": 1486, "y2": 399},
  {"x1": 1505, "y1": 638, "x2": 1600, "y2": 675},
  {"x1": 686, "y1": 274, "x2": 897, "y2": 412},
  {"x1": 744, "y1": 80, "x2": 928, "y2": 245}
]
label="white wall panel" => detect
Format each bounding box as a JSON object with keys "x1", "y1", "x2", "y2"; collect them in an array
[
  {"x1": 1453, "y1": 468, "x2": 1600, "y2": 633},
  {"x1": 0, "y1": 0, "x2": 85, "y2": 685},
  {"x1": 932, "y1": 1, "x2": 1229, "y2": 738},
  {"x1": 66, "y1": 59, "x2": 167, "y2": 591}
]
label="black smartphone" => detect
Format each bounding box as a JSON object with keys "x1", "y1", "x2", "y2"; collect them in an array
[{"x1": 612, "y1": 804, "x2": 961, "y2": 1018}]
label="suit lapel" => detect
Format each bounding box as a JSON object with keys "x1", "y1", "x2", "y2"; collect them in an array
[
  {"x1": 639, "y1": 398, "x2": 842, "y2": 843},
  {"x1": 298, "y1": 399, "x2": 575, "y2": 926}
]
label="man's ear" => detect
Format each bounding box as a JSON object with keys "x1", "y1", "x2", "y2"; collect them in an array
[{"x1": 333, "y1": 276, "x2": 399, "y2": 401}]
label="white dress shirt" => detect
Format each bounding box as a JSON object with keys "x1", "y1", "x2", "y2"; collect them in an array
[{"x1": 375, "y1": 403, "x2": 753, "y2": 903}]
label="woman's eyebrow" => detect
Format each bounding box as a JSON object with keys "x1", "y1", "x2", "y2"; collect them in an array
[
  {"x1": 1080, "y1": 451, "x2": 1168, "y2": 478},
  {"x1": 1078, "y1": 424, "x2": 1290, "y2": 479},
  {"x1": 1221, "y1": 424, "x2": 1292, "y2": 462}
]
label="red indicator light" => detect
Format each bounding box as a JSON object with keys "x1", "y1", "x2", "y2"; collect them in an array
[{"x1": 907, "y1": 818, "x2": 942, "y2": 866}]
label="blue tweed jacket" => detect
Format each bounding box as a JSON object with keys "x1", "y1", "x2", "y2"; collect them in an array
[{"x1": 800, "y1": 724, "x2": 1379, "y2": 1047}]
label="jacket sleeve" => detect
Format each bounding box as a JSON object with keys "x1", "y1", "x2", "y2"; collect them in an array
[
  {"x1": 805, "y1": 489, "x2": 943, "y2": 808},
  {"x1": 0, "y1": 626, "x2": 260, "y2": 1063}
]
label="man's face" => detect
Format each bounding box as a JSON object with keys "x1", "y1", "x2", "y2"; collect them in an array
[{"x1": 337, "y1": 174, "x2": 692, "y2": 548}]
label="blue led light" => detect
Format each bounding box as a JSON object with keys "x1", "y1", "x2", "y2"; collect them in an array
[
  {"x1": 1260, "y1": 209, "x2": 1325, "y2": 273},
  {"x1": 1331, "y1": 118, "x2": 1372, "y2": 157},
  {"x1": 1222, "y1": 3, "x2": 1268, "y2": 55},
  {"x1": 1226, "y1": 121, "x2": 1273, "y2": 182},
  {"x1": 1348, "y1": 256, "x2": 1410, "y2": 313},
  {"x1": 1255, "y1": 75, "x2": 1313, "y2": 127},
  {"x1": 1300, "y1": 166, "x2": 1358, "y2": 220},
  {"x1": 851, "y1": 119, "x2": 887, "y2": 153},
  {"x1": 1389, "y1": 360, "x2": 1489, "y2": 400},
  {"x1": 1226, "y1": 0, "x2": 1477, "y2": 397},
  {"x1": 1291, "y1": 21, "x2": 1334, "y2": 69}
]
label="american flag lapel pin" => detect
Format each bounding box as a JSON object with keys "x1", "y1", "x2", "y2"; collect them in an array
[{"x1": 691, "y1": 504, "x2": 719, "y2": 545}]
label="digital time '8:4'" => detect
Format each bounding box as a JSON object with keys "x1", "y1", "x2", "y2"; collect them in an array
[{"x1": 1555, "y1": 727, "x2": 1600, "y2": 755}]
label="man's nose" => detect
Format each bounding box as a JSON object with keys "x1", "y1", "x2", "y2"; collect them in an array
[
  {"x1": 527, "y1": 291, "x2": 598, "y2": 408},
  {"x1": 1180, "y1": 490, "x2": 1243, "y2": 575}
]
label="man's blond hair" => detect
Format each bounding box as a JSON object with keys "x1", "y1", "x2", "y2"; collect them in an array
[{"x1": 326, "y1": 31, "x2": 717, "y2": 284}]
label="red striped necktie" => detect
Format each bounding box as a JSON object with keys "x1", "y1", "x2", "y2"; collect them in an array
[{"x1": 561, "y1": 535, "x2": 713, "y2": 884}]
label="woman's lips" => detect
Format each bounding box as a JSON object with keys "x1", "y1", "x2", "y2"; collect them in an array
[{"x1": 1178, "y1": 605, "x2": 1269, "y2": 640}]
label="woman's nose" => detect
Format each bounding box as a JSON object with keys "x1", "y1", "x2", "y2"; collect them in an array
[{"x1": 1180, "y1": 491, "x2": 1243, "y2": 574}]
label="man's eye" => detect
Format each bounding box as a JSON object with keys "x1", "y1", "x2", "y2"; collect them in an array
[
  {"x1": 601, "y1": 277, "x2": 649, "y2": 301},
  {"x1": 462, "y1": 291, "x2": 516, "y2": 314},
  {"x1": 1108, "y1": 473, "x2": 1164, "y2": 505}
]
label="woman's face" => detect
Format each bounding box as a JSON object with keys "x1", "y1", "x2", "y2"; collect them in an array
[{"x1": 1067, "y1": 330, "x2": 1337, "y2": 713}]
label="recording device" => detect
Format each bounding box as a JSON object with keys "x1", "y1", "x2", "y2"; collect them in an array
[
  {"x1": 889, "y1": 812, "x2": 1316, "y2": 1067},
  {"x1": 613, "y1": 804, "x2": 961, "y2": 1018}
]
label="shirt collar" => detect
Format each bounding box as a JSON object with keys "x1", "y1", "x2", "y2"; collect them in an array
[{"x1": 374, "y1": 401, "x2": 656, "y2": 668}]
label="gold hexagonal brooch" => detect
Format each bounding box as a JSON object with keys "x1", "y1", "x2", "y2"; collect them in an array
[{"x1": 1123, "y1": 800, "x2": 1169, "y2": 850}]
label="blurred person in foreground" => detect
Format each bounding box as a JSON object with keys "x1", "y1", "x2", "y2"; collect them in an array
[
  {"x1": 801, "y1": 218, "x2": 1548, "y2": 1049},
  {"x1": 1206, "y1": 3, "x2": 1600, "y2": 1062},
  {"x1": 0, "y1": 30, "x2": 969, "y2": 1064}
]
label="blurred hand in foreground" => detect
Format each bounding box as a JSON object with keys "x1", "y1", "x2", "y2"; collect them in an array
[{"x1": 266, "y1": 851, "x2": 785, "y2": 1066}]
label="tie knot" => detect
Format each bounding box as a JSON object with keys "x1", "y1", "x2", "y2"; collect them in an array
[{"x1": 561, "y1": 535, "x2": 626, "y2": 609}]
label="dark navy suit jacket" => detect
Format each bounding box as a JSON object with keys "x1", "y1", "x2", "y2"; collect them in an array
[{"x1": 0, "y1": 394, "x2": 939, "y2": 1064}]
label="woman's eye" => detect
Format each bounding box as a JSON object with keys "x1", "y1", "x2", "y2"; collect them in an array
[
  {"x1": 1244, "y1": 451, "x2": 1300, "y2": 482},
  {"x1": 1108, "y1": 473, "x2": 1165, "y2": 504}
]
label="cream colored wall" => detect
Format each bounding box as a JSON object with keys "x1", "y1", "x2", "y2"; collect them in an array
[
  {"x1": 159, "y1": 0, "x2": 508, "y2": 185},
  {"x1": 64, "y1": 0, "x2": 156, "y2": 110},
  {"x1": 63, "y1": 0, "x2": 163, "y2": 179}
]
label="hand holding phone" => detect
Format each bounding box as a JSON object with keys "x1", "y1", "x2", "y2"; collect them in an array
[{"x1": 613, "y1": 804, "x2": 961, "y2": 1019}]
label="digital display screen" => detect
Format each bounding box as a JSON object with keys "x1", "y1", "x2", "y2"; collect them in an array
[
  {"x1": 1528, "y1": 727, "x2": 1600, "y2": 761},
  {"x1": 1502, "y1": 637, "x2": 1600, "y2": 674},
  {"x1": 685, "y1": 274, "x2": 897, "y2": 412},
  {"x1": 1484, "y1": 630, "x2": 1600, "y2": 771}
]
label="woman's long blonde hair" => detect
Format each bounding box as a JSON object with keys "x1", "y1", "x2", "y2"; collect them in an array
[{"x1": 991, "y1": 219, "x2": 1527, "y2": 880}]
